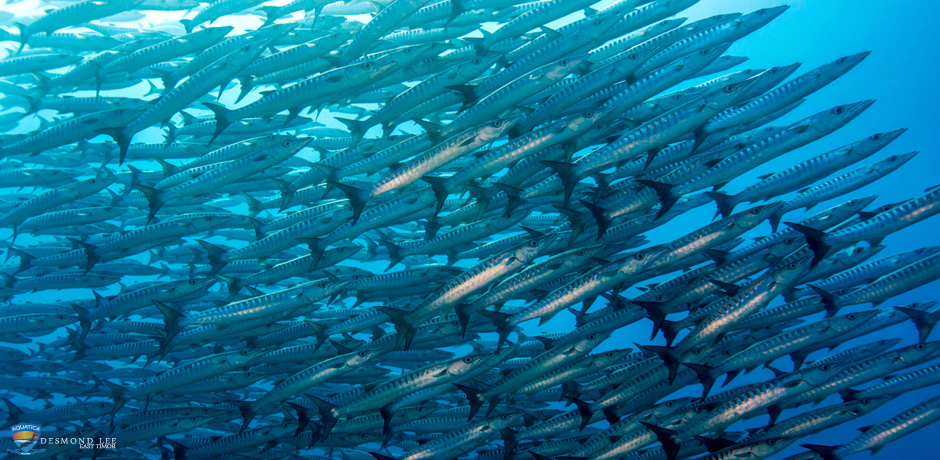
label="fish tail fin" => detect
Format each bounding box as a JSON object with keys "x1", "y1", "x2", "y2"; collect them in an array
[
  {"x1": 259, "y1": 6, "x2": 282, "y2": 25},
  {"x1": 306, "y1": 394, "x2": 339, "y2": 437},
  {"x1": 444, "y1": 0, "x2": 465, "y2": 24},
  {"x1": 420, "y1": 175, "x2": 449, "y2": 216},
  {"x1": 377, "y1": 239, "x2": 404, "y2": 272},
  {"x1": 635, "y1": 342, "x2": 679, "y2": 383},
  {"x1": 10, "y1": 248, "x2": 33, "y2": 274},
  {"x1": 335, "y1": 116, "x2": 367, "y2": 149},
  {"x1": 660, "y1": 319, "x2": 680, "y2": 347},
  {"x1": 246, "y1": 216, "x2": 265, "y2": 240},
  {"x1": 499, "y1": 427, "x2": 518, "y2": 459},
  {"x1": 784, "y1": 222, "x2": 831, "y2": 267},
  {"x1": 69, "y1": 303, "x2": 91, "y2": 344},
  {"x1": 133, "y1": 183, "x2": 165, "y2": 224},
  {"x1": 225, "y1": 400, "x2": 256, "y2": 433},
  {"x1": 639, "y1": 422, "x2": 681, "y2": 460},
  {"x1": 635, "y1": 180, "x2": 679, "y2": 218},
  {"x1": 561, "y1": 379, "x2": 582, "y2": 401},
  {"x1": 234, "y1": 76, "x2": 254, "y2": 104},
  {"x1": 453, "y1": 383, "x2": 485, "y2": 420},
  {"x1": 2, "y1": 399, "x2": 22, "y2": 428},
  {"x1": 768, "y1": 206, "x2": 786, "y2": 232},
  {"x1": 492, "y1": 183, "x2": 525, "y2": 214},
  {"x1": 706, "y1": 191, "x2": 736, "y2": 219},
  {"x1": 807, "y1": 284, "x2": 842, "y2": 316},
  {"x1": 68, "y1": 237, "x2": 101, "y2": 273},
  {"x1": 682, "y1": 362, "x2": 717, "y2": 397},
  {"x1": 202, "y1": 102, "x2": 233, "y2": 143},
  {"x1": 95, "y1": 127, "x2": 131, "y2": 165},
  {"x1": 564, "y1": 396, "x2": 594, "y2": 430},
  {"x1": 375, "y1": 306, "x2": 415, "y2": 349},
  {"x1": 553, "y1": 205, "x2": 586, "y2": 244},
  {"x1": 152, "y1": 300, "x2": 182, "y2": 340},
  {"x1": 240, "y1": 192, "x2": 263, "y2": 218},
  {"x1": 895, "y1": 306, "x2": 935, "y2": 343},
  {"x1": 475, "y1": 309, "x2": 513, "y2": 351},
  {"x1": 540, "y1": 160, "x2": 579, "y2": 206},
  {"x1": 195, "y1": 239, "x2": 228, "y2": 276},
  {"x1": 838, "y1": 388, "x2": 860, "y2": 402},
  {"x1": 632, "y1": 300, "x2": 666, "y2": 340},
  {"x1": 454, "y1": 302, "x2": 477, "y2": 338},
  {"x1": 327, "y1": 180, "x2": 367, "y2": 223},
  {"x1": 574, "y1": 199, "x2": 611, "y2": 239},
  {"x1": 103, "y1": 380, "x2": 128, "y2": 415},
  {"x1": 801, "y1": 444, "x2": 842, "y2": 460}
]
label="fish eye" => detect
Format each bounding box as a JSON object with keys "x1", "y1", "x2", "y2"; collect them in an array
[
  {"x1": 463, "y1": 357, "x2": 473, "y2": 363},
  {"x1": 916, "y1": 344, "x2": 925, "y2": 350},
  {"x1": 847, "y1": 313, "x2": 857, "y2": 319},
  {"x1": 576, "y1": 249, "x2": 585, "y2": 256},
  {"x1": 560, "y1": 59, "x2": 568, "y2": 66},
  {"x1": 241, "y1": 350, "x2": 250, "y2": 355},
  {"x1": 89, "y1": 179, "x2": 97, "y2": 184},
  {"x1": 723, "y1": 85, "x2": 735, "y2": 93},
  {"x1": 821, "y1": 364, "x2": 831, "y2": 371},
  {"x1": 242, "y1": 45, "x2": 251, "y2": 51},
  {"x1": 190, "y1": 416, "x2": 198, "y2": 421},
  {"x1": 855, "y1": 247, "x2": 864, "y2": 253},
  {"x1": 493, "y1": 120, "x2": 502, "y2": 127},
  {"x1": 629, "y1": 53, "x2": 637, "y2": 59},
  {"x1": 767, "y1": 439, "x2": 776, "y2": 446},
  {"x1": 635, "y1": 253, "x2": 644, "y2": 260},
  {"x1": 117, "y1": 109, "x2": 125, "y2": 114},
  {"x1": 888, "y1": 156, "x2": 897, "y2": 161},
  {"x1": 656, "y1": 295, "x2": 665, "y2": 300},
  {"x1": 363, "y1": 62, "x2": 372, "y2": 70},
  {"x1": 318, "y1": 281, "x2": 328, "y2": 288},
  {"x1": 693, "y1": 348, "x2": 703, "y2": 355},
  {"x1": 833, "y1": 106, "x2": 845, "y2": 114},
  {"x1": 722, "y1": 349, "x2": 732, "y2": 355},
  {"x1": 735, "y1": 143, "x2": 747, "y2": 150},
  {"x1": 588, "y1": 334, "x2": 597, "y2": 340},
  {"x1": 282, "y1": 140, "x2": 291, "y2": 147},
  {"x1": 848, "y1": 200, "x2": 858, "y2": 205},
  {"x1": 785, "y1": 238, "x2": 794, "y2": 244},
  {"x1": 788, "y1": 263, "x2": 797, "y2": 269},
  {"x1": 358, "y1": 351, "x2": 367, "y2": 357},
  {"x1": 837, "y1": 57, "x2": 846, "y2": 64},
  {"x1": 472, "y1": 58, "x2": 482, "y2": 64},
  {"x1": 502, "y1": 414, "x2": 510, "y2": 419},
  {"x1": 529, "y1": 240, "x2": 539, "y2": 247},
  {"x1": 104, "y1": 207, "x2": 112, "y2": 211},
  {"x1": 870, "y1": 134, "x2": 882, "y2": 141},
  {"x1": 204, "y1": 216, "x2": 213, "y2": 221},
  {"x1": 584, "y1": 111, "x2": 594, "y2": 118},
  {"x1": 750, "y1": 207, "x2": 762, "y2": 214}
]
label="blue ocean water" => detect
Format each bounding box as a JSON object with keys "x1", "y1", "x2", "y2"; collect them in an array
[{"x1": 0, "y1": 0, "x2": 938, "y2": 458}]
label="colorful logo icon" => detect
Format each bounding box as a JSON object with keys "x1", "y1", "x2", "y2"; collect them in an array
[{"x1": 10, "y1": 424, "x2": 42, "y2": 455}]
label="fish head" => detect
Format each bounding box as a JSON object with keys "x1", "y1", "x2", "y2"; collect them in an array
[
  {"x1": 567, "y1": 105, "x2": 614, "y2": 132},
  {"x1": 755, "y1": 62, "x2": 803, "y2": 90},
  {"x1": 458, "y1": 53, "x2": 500, "y2": 78},
  {"x1": 557, "y1": 244, "x2": 606, "y2": 267},
  {"x1": 593, "y1": 348, "x2": 632, "y2": 367},
  {"x1": 740, "y1": 5, "x2": 790, "y2": 30},
  {"x1": 545, "y1": 53, "x2": 590, "y2": 81},
  {"x1": 511, "y1": 232, "x2": 554, "y2": 263},
  {"x1": 177, "y1": 277, "x2": 215, "y2": 296},
  {"x1": 801, "y1": 360, "x2": 850, "y2": 386},
  {"x1": 872, "y1": 151, "x2": 918, "y2": 174},
  {"x1": 767, "y1": 235, "x2": 806, "y2": 259},
  {"x1": 73, "y1": 171, "x2": 117, "y2": 195},
  {"x1": 268, "y1": 420, "x2": 299, "y2": 437},
  {"x1": 344, "y1": 347, "x2": 384, "y2": 367},
  {"x1": 445, "y1": 354, "x2": 490, "y2": 377},
  {"x1": 179, "y1": 415, "x2": 216, "y2": 430},
  {"x1": 647, "y1": 397, "x2": 694, "y2": 419},
  {"x1": 808, "y1": 100, "x2": 876, "y2": 134},
  {"x1": 902, "y1": 245, "x2": 940, "y2": 263},
  {"x1": 897, "y1": 340, "x2": 940, "y2": 363},
  {"x1": 827, "y1": 310, "x2": 880, "y2": 333},
  {"x1": 848, "y1": 128, "x2": 907, "y2": 158},
  {"x1": 234, "y1": 371, "x2": 266, "y2": 385},
  {"x1": 225, "y1": 348, "x2": 267, "y2": 367},
  {"x1": 850, "y1": 395, "x2": 894, "y2": 415},
  {"x1": 747, "y1": 437, "x2": 798, "y2": 457},
  {"x1": 617, "y1": 245, "x2": 668, "y2": 276},
  {"x1": 682, "y1": 42, "x2": 734, "y2": 73},
  {"x1": 861, "y1": 337, "x2": 904, "y2": 356},
  {"x1": 818, "y1": 195, "x2": 880, "y2": 223},
  {"x1": 477, "y1": 114, "x2": 523, "y2": 142},
  {"x1": 610, "y1": 46, "x2": 659, "y2": 75},
  {"x1": 732, "y1": 201, "x2": 784, "y2": 230},
  {"x1": 817, "y1": 51, "x2": 872, "y2": 80},
  {"x1": 98, "y1": 106, "x2": 149, "y2": 128},
  {"x1": 771, "y1": 252, "x2": 813, "y2": 285},
  {"x1": 489, "y1": 410, "x2": 524, "y2": 428},
  {"x1": 138, "y1": 0, "x2": 199, "y2": 8},
  {"x1": 842, "y1": 244, "x2": 885, "y2": 262},
  {"x1": 573, "y1": 329, "x2": 613, "y2": 353}
]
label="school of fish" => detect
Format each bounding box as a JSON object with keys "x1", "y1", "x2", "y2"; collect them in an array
[{"x1": 0, "y1": 0, "x2": 938, "y2": 459}]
